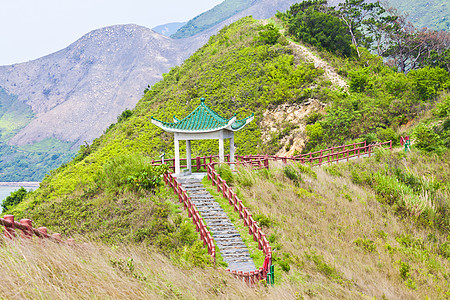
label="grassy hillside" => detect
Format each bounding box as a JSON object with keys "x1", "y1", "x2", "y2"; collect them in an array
[
  {"x1": 1, "y1": 159, "x2": 448, "y2": 298},
  {"x1": 1, "y1": 13, "x2": 449, "y2": 299},
  {"x1": 171, "y1": 0, "x2": 254, "y2": 39}
]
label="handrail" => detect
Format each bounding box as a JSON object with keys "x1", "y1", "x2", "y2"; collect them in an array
[
  {"x1": 206, "y1": 163, "x2": 273, "y2": 286},
  {"x1": 152, "y1": 140, "x2": 392, "y2": 172},
  {"x1": 156, "y1": 140, "x2": 393, "y2": 285},
  {"x1": 163, "y1": 172, "x2": 216, "y2": 264},
  {"x1": 1, "y1": 215, "x2": 74, "y2": 244}
]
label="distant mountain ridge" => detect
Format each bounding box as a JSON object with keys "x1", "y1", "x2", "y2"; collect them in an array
[{"x1": 153, "y1": 22, "x2": 187, "y2": 37}]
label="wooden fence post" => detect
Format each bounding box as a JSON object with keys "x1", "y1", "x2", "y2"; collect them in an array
[
  {"x1": 4, "y1": 215, "x2": 15, "y2": 238},
  {"x1": 37, "y1": 227, "x2": 47, "y2": 238},
  {"x1": 196, "y1": 156, "x2": 201, "y2": 171},
  {"x1": 20, "y1": 219, "x2": 33, "y2": 239}
]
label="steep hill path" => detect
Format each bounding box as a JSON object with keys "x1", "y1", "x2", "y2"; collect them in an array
[
  {"x1": 288, "y1": 41, "x2": 348, "y2": 90},
  {"x1": 177, "y1": 174, "x2": 256, "y2": 272}
]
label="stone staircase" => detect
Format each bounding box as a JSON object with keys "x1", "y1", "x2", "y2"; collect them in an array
[{"x1": 177, "y1": 174, "x2": 256, "y2": 272}]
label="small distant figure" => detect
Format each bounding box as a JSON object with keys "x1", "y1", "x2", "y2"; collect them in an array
[{"x1": 400, "y1": 136, "x2": 410, "y2": 152}]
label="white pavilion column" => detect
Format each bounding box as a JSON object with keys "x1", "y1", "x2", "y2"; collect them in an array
[
  {"x1": 186, "y1": 140, "x2": 192, "y2": 174},
  {"x1": 174, "y1": 133, "x2": 181, "y2": 175},
  {"x1": 229, "y1": 134, "x2": 235, "y2": 170},
  {"x1": 218, "y1": 131, "x2": 225, "y2": 163}
]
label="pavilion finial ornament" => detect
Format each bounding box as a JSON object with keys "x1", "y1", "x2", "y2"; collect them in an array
[{"x1": 150, "y1": 97, "x2": 254, "y2": 175}]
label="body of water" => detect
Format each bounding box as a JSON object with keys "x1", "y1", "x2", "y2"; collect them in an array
[{"x1": 0, "y1": 183, "x2": 39, "y2": 207}]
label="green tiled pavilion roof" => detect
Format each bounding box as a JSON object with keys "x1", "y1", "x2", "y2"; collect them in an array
[{"x1": 151, "y1": 98, "x2": 254, "y2": 133}]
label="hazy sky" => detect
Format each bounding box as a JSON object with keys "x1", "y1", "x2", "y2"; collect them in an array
[{"x1": 0, "y1": 0, "x2": 223, "y2": 66}]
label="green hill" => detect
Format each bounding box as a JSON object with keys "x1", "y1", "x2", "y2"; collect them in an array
[
  {"x1": 2, "y1": 13, "x2": 449, "y2": 299},
  {"x1": 388, "y1": 0, "x2": 450, "y2": 31},
  {"x1": 171, "y1": 0, "x2": 254, "y2": 39}
]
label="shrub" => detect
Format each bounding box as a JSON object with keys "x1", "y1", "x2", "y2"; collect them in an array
[
  {"x1": 296, "y1": 163, "x2": 317, "y2": 179},
  {"x1": 433, "y1": 95, "x2": 450, "y2": 118},
  {"x1": 255, "y1": 24, "x2": 281, "y2": 45},
  {"x1": 1, "y1": 187, "x2": 28, "y2": 213},
  {"x1": 215, "y1": 164, "x2": 234, "y2": 185},
  {"x1": 408, "y1": 67, "x2": 450, "y2": 101},
  {"x1": 286, "y1": 4, "x2": 352, "y2": 56},
  {"x1": 102, "y1": 155, "x2": 167, "y2": 192},
  {"x1": 354, "y1": 237, "x2": 377, "y2": 253},
  {"x1": 376, "y1": 127, "x2": 399, "y2": 145},
  {"x1": 284, "y1": 165, "x2": 301, "y2": 185},
  {"x1": 414, "y1": 124, "x2": 441, "y2": 152}
]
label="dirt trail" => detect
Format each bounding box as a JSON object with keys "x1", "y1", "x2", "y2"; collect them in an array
[{"x1": 288, "y1": 41, "x2": 348, "y2": 90}]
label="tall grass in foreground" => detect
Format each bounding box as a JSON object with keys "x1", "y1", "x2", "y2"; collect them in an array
[{"x1": 0, "y1": 237, "x2": 300, "y2": 299}]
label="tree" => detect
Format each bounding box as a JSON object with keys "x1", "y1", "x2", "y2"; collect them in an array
[
  {"x1": 337, "y1": 0, "x2": 385, "y2": 57},
  {"x1": 287, "y1": 4, "x2": 352, "y2": 57},
  {"x1": 2, "y1": 187, "x2": 28, "y2": 213}
]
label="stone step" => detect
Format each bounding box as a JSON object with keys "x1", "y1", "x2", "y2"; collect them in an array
[{"x1": 177, "y1": 174, "x2": 256, "y2": 272}]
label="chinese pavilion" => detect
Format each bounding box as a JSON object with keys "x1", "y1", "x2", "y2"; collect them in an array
[{"x1": 151, "y1": 98, "x2": 254, "y2": 175}]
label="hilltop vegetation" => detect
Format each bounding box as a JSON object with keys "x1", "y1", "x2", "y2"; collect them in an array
[{"x1": 1, "y1": 3, "x2": 449, "y2": 298}]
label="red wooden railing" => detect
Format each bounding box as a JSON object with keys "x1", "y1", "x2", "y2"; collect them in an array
[
  {"x1": 236, "y1": 140, "x2": 392, "y2": 167},
  {"x1": 0, "y1": 215, "x2": 73, "y2": 244},
  {"x1": 151, "y1": 141, "x2": 392, "y2": 172},
  {"x1": 206, "y1": 163, "x2": 272, "y2": 285},
  {"x1": 163, "y1": 172, "x2": 216, "y2": 263}
]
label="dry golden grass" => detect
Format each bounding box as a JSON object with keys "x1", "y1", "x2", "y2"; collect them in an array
[
  {"x1": 0, "y1": 236, "x2": 305, "y2": 299},
  {"x1": 232, "y1": 161, "x2": 449, "y2": 299}
]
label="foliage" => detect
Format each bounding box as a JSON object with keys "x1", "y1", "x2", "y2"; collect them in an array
[
  {"x1": 407, "y1": 67, "x2": 450, "y2": 101},
  {"x1": 215, "y1": 164, "x2": 234, "y2": 185},
  {"x1": 255, "y1": 24, "x2": 281, "y2": 45},
  {"x1": 281, "y1": 1, "x2": 352, "y2": 57},
  {"x1": 1, "y1": 187, "x2": 28, "y2": 213},
  {"x1": 117, "y1": 109, "x2": 133, "y2": 123}
]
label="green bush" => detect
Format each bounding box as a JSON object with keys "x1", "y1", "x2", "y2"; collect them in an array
[
  {"x1": 1, "y1": 187, "x2": 28, "y2": 213},
  {"x1": 407, "y1": 67, "x2": 450, "y2": 101},
  {"x1": 284, "y1": 165, "x2": 301, "y2": 185},
  {"x1": 286, "y1": 3, "x2": 352, "y2": 57},
  {"x1": 433, "y1": 95, "x2": 450, "y2": 118},
  {"x1": 255, "y1": 24, "x2": 281, "y2": 45},
  {"x1": 354, "y1": 237, "x2": 377, "y2": 253},
  {"x1": 414, "y1": 124, "x2": 441, "y2": 152},
  {"x1": 216, "y1": 164, "x2": 234, "y2": 185},
  {"x1": 376, "y1": 127, "x2": 399, "y2": 145},
  {"x1": 102, "y1": 154, "x2": 167, "y2": 192}
]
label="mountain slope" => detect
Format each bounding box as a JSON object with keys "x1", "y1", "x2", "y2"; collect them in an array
[
  {"x1": 152, "y1": 22, "x2": 187, "y2": 37},
  {"x1": 0, "y1": 24, "x2": 192, "y2": 148},
  {"x1": 388, "y1": 0, "x2": 449, "y2": 31}
]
